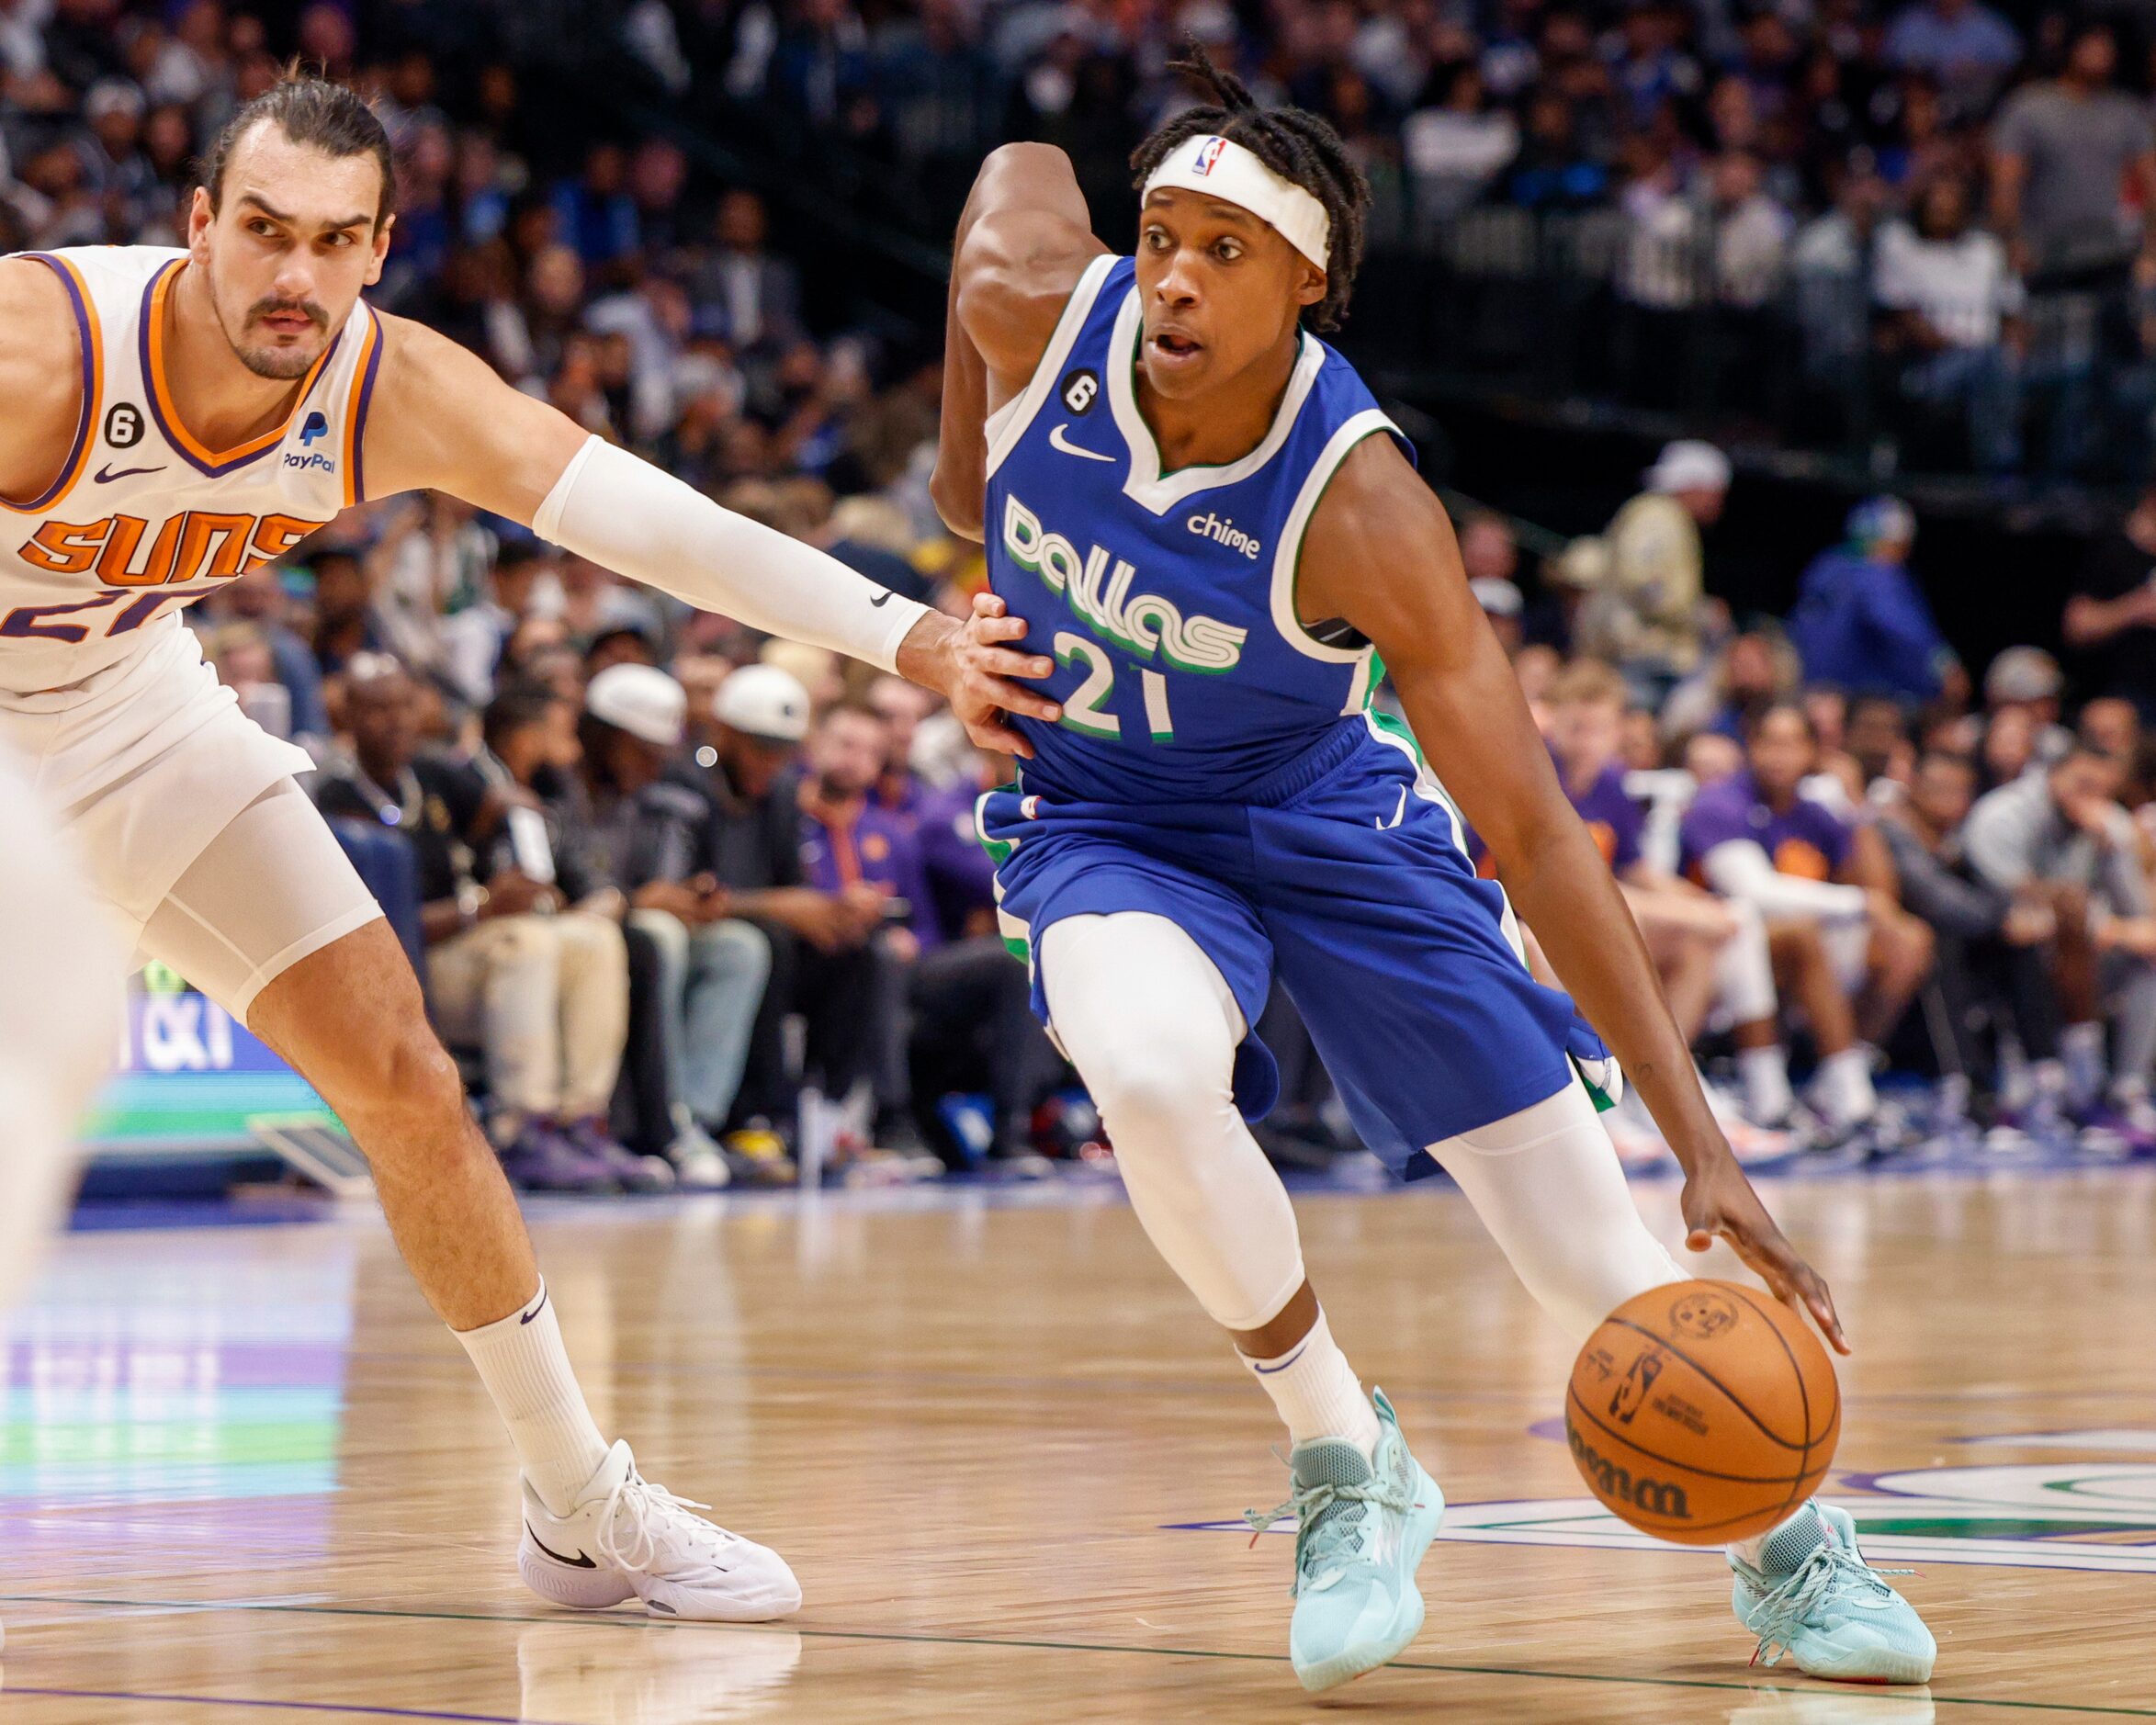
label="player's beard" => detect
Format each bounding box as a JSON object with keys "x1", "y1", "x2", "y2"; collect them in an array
[{"x1": 219, "y1": 287, "x2": 332, "y2": 379}]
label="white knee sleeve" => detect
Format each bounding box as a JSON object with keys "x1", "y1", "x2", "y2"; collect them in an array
[
  {"x1": 1040, "y1": 912, "x2": 1305, "y2": 1332},
  {"x1": 1713, "y1": 898, "x2": 1778, "y2": 1028},
  {"x1": 1430, "y1": 1080, "x2": 1691, "y2": 1345},
  {"x1": 0, "y1": 759, "x2": 125, "y2": 1313}
]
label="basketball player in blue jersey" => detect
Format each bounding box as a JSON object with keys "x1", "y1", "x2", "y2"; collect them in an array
[
  {"x1": 934, "y1": 50, "x2": 1935, "y2": 1690},
  {"x1": 0, "y1": 75, "x2": 1057, "y2": 1622}
]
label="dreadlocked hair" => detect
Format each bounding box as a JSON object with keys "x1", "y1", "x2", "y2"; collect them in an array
[{"x1": 1128, "y1": 41, "x2": 1370, "y2": 332}]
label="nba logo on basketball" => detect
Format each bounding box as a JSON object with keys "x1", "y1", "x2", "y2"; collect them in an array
[{"x1": 1193, "y1": 137, "x2": 1226, "y2": 175}]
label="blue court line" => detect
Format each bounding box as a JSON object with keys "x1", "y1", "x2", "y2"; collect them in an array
[{"x1": 0, "y1": 1689, "x2": 556, "y2": 1724}]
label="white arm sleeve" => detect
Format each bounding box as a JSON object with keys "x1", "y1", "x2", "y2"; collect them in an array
[
  {"x1": 531, "y1": 435, "x2": 934, "y2": 674},
  {"x1": 1700, "y1": 840, "x2": 1868, "y2": 922}
]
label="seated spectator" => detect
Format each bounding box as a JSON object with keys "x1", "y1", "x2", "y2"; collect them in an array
[
  {"x1": 799, "y1": 701, "x2": 1061, "y2": 1171},
  {"x1": 1680, "y1": 703, "x2": 1935, "y2": 1144},
  {"x1": 1964, "y1": 743, "x2": 2156, "y2": 1136},
  {"x1": 317, "y1": 656, "x2": 648, "y2": 1195},
  {"x1": 1789, "y1": 498, "x2": 1967, "y2": 705},
  {"x1": 194, "y1": 564, "x2": 330, "y2": 744},
  {"x1": 1881, "y1": 749, "x2": 2064, "y2": 1126},
  {"x1": 1548, "y1": 663, "x2": 1795, "y2": 1129},
  {"x1": 1874, "y1": 175, "x2": 2024, "y2": 474},
  {"x1": 1661, "y1": 624, "x2": 1800, "y2": 745},
  {"x1": 693, "y1": 665, "x2": 901, "y2": 1178},
  {"x1": 557, "y1": 664, "x2": 774, "y2": 1189}
]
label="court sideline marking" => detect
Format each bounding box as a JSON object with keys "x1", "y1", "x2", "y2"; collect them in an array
[{"x1": 2, "y1": 1593, "x2": 2150, "y2": 1718}]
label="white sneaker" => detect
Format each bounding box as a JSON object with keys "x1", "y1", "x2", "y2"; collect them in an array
[
  {"x1": 666, "y1": 1122, "x2": 732, "y2": 1191},
  {"x1": 519, "y1": 1439, "x2": 801, "y2": 1621}
]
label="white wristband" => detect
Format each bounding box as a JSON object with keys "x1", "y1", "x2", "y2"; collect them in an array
[{"x1": 531, "y1": 435, "x2": 932, "y2": 674}]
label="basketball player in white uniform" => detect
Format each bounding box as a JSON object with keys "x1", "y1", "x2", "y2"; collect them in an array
[{"x1": 0, "y1": 75, "x2": 1057, "y2": 1619}]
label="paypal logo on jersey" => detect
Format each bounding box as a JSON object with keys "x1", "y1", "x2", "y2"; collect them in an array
[
  {"x1": 1002, "y1": 493, "x2": 1248, "y2": 672},
  {"x1": 1186, "y1": 511, "x2": 1260, "y2": 560},
  {"x1": 299, "y1": 411, "x2": 330, "y2": 446},
  {"x1": 283, "y1": 450, "x2": 336, "y2": 474}
]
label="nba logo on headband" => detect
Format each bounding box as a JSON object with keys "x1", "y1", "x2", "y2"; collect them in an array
[{"x1": 1192, "y1": 137, "x2": 1226, "y2": 175}]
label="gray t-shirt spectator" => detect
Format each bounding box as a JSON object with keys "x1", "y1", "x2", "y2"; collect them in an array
[
  {"x1": 1992, "y1": 85, "x2": 2156, "y2": 274},
  {"x1": 1962, "y1": 772, "x2": 2149, "y2": 913}
]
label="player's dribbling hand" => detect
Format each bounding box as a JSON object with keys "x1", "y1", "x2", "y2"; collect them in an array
[
  {"x1": 932, "y1": 592, "x2": 1059, "y2": 760},
  {"x1": 1681, "y1": 1157, "x2": 1851, "y2": 1357}
]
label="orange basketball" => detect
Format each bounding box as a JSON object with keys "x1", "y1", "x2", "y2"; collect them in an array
[{"x1": 1564, "y1": 1280, "x2": 1839, "y2": 1545}]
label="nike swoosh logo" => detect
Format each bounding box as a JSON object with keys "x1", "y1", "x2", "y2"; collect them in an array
[
  {"x1": 519, "y1": 1289, "x2": 548, "y2": 1325},
  {"x1": 95, "y1": 463, "x2": 166, "y2": 483},
  {"x1": 1376, "y1": 785, "x2": 1406, "y2": 830},
  {"x1": 525, "y1": 1522, "x2": 598, "y2": 1568},
  {"x1": 1048, "y1": 423, "x2": 1114, "y2": 463},
  {"x1": 869, "y1": 591, "x2": 893, "y2": 607},
  {"x1": 1250, "y1": 1342, "x2": 1309, "y2": 1375}
]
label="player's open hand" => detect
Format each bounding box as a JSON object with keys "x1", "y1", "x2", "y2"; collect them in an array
[
  {"x1": 906, "y1": 591, "x2": 1059, "y2": 759},
  {"x1": 1681, "y1": 1158, "x2": 1850, "y2": 1356}
]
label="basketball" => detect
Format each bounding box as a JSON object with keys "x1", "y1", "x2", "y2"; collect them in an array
[{"x1": 1565, "y1": 1280, "x2": 1839, "y2": 1546}]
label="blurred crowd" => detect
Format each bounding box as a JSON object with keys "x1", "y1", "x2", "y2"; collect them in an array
[
  {"x1": 1469, "y1": 437, "x2": 2156, "y2": 1165},
  {"x1": 15, "y1": 0, "x2": 2156, "y2": 1188}
]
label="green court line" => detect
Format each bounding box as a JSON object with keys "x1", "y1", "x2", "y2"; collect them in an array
[{"x1": 2, "y1": 1593, "x2": 2148, "y2": 1717}]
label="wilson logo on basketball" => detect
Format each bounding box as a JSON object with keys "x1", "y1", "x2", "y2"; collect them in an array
[{"x1": 1565, "y1": 1422, "x2": 1691, "y2": 1523}]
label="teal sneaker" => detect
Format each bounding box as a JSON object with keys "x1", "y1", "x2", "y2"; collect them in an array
[
  {"x1": 1731, "y1": 1502, "x2": 1936, "y2": 1684},
  {"x1": 1246, "y1": 1389, "x2": 1444, "y2": 1693}
]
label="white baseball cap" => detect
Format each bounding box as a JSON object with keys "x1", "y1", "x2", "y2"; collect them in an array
[
  {"x1": 585, "y1": 662, "x2": 686, "y2": 748},
  {"x1": 1646, "y1": 440, "x2": 1732, "y2": 495},
  {"x1": 713, "y1": 663, "x2": 812, "y2": 743}
]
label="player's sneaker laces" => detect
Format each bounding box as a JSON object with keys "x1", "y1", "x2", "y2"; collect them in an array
[
  {"x1": 519, "y1": 1439, "x2": 802, "y2": 1622},
  {"x1": 1245, "y1": 1388, "x2": 1444, "y2": 1693},
  {"x1": 1731, "y1": 1502, "x2": 1934, "y2": 1684}
]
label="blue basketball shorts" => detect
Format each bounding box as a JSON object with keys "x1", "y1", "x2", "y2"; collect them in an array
[{"x1": 978, "y1": 716, "x2": 1602, "y2": 1180}]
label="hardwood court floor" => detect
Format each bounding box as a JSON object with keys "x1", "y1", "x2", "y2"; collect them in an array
[{"x1": 4, "y1": 1166, "x2": 2155, "y2": 1722}]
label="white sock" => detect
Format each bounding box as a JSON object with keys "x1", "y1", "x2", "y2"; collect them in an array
[
  {"x1": 1239, "y1": 1308, "x2": 1383, "y2": 1460},
  {"x1": 454, "y1": 1280, "x2": 610, "y2": 1515},
  {"x1": 1736, "y1": 1045, "x2": 1793, "y2": 1123},
  {"x1": 1812, "y1": 1047, "x2": 1876, "y2": 1130},
  {"x1": 2062, "y1": 1021, "x2": 2106, "y2": 1108}
]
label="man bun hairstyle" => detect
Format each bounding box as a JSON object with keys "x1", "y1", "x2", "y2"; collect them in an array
[
  {"x1": 199, "y1": 66, "x2": 396, "y2": 229},
  {"x1": 1129, "y1": 41, "x2": 1371, "y2": 332}
]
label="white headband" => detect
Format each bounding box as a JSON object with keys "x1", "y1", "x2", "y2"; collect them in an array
[{"x1": 1140, "y1": 134, "x2": 1332, "y2": 269}]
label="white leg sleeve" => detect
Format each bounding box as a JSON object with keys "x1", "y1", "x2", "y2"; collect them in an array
[
  {"x1": 1039, "y1": 912, "x2": 1306, "y2": 1333},
  {"x1": 1428, "y1": 1080, "x2": 1691, "y2": 1346},
  {"x1": 1712, "y1": 897, "x2": 1778, "y2": 1027}
]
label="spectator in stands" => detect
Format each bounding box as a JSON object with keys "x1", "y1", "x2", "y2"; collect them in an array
[
  {"x1": 1592, "y1": 440, "x2": 1725, "y2": 698},
  {"x1": 799, "y1": 702, "x2": 1058, "y2": 1171},
  {"x1": 694, "y1": 665, "x2": 895, "y2": 1177},
  {"x1": 555, "y1": 664, "x2": 773, "y2": 1190},
  {"x1": 1875, "y1": 175, "x2": 2025, "y2": 474},
  {"x1": 317, "y1": 657, "x2": 646, "y2": 1195},
  {"x1": 194, "y1": 564, "x2": 330, "y2": 745},
  {"x1": 1883, "y1": 748, "x2": 2064, "y2": 1123},
  {"x1": 1547, "y1": 663, "x2": 1794, "y2": 1127},
  {"x1": 1680, "y1": 703, "x2": 1934, "y2": 1144},
  {"x1": 1964, "y1": 742, "x2": 2156, "y2": 1136},
  {"x1": 1883, "y1": 0, "x2": 2019, "y2": 104},
  {"x1": 2065, "y1": 478, "x2": 2156, "y2": 719},
  {"x1": 1990, "y1": 21, "x2": 2155, "y2": 284},
  {"x1": 1660, "y1": 624, "x2": 1799, "y2": 744},
  {"x1": 690, "y1": 188, "x2": 804, "y2": 355},
  {"x1": 1789, "y1": 497, "x2": 1967, "y2": 704}
]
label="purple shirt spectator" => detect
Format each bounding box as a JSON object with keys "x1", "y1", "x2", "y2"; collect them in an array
[
  {"x1": 800, "y1": 795, "x2": 945, "y2": 947},
  {"x1": 1678, "y1": 772, "x2": 1853, "y2": 885},
  {"x1": 1565, "y1": 764, "x2": 1646, "y2": 873}
]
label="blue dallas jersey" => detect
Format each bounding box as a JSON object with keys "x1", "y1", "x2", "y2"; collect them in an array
[
  {"x1": 974, "y1": 254, "x2": 1613, "y2": 1173},
  {"x1": 983, "y1": 254, "x2": 1413, "y2": 804}
]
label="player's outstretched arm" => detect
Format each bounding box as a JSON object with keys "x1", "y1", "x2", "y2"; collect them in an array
[
  {"x1": 0, "y1": 259, "x2": 90, "y2": 506},
  {"x1": 1302, "y1": 438, "x2": 1847, "y2": 1352},
  {"x1": 361, "y1": 315, "x2": 1059, "y2": 755},
  {"x1": 931, "y1": 144, "x2": 1106, "y2": 539}
]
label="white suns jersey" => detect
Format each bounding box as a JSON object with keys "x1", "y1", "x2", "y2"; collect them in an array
[{"x1": 0, "y1": 245, "x2": 382, "y2": 695}]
